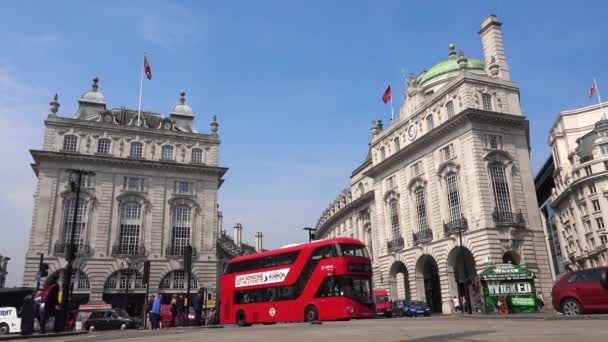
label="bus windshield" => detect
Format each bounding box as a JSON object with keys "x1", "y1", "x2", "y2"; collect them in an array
[
  {"x1": 337, "y1": 244, "x2": 369, "y2": 258},
  {"x1": 375, "y1": 295, "x2": 389, "y2": 303},
  {"x1": 316, "y1": 275, "x2": 372, "y2": 304}
]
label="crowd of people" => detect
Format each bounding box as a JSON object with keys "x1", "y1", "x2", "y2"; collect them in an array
[{"x1": 147, "y1": 288, "x2": 215, "y2": 329}]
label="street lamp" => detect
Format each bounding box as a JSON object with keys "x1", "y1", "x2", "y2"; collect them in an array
[
  {"x1": 303, "y1": 227, "x2": 317, "y2": 243},
  {"x1": 122, "y1": 259, "x2": 143, "y2": 315}
]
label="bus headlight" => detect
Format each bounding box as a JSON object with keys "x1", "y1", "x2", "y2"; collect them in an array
[{"x1": 346, "y1": 306, "x2": 354, "y2": 314}]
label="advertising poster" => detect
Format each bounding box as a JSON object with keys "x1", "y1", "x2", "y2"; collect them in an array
[{"x1": 480, "y1": 263, "x2": 537, "y2": 314}]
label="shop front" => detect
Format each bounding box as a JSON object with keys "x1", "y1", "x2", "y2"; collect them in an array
[{"x1": 480, "y1": 263, "x2": 537, "y2": 314}]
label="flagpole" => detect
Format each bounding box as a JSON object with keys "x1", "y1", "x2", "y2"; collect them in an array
[
  {"x1": 137, "y1": 53, "x2": 146, "y2": 127},
  {"x1": 389, "y1": 82, "x2": 395, "y2": 121},
  {"x1": 594, "y1": 78, "x2": 604, "y2": 110}
]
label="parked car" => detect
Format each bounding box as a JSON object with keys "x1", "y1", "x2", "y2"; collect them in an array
[
  {"x1": 84, "y1": 308, "x2": 140, "y2": 331},
  {"x1": 552, "y1": 267, "x2": 608, "y2": 315},
  {"x1": 391, "y1": 300, "x2": 404, "y2": 317},
  {"x1": 402, "y1": 301, "x2": 430, "y2": 317},
  {"x1": 374, "y1": 289, "x2": 392, "y2": 318}
]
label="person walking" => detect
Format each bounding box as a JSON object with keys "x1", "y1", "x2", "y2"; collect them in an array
[
  {"x1": 452, "y1": 296, "x2": 460, "y2": 313},
  {"x1": 176, "y1": 293, "x2": 185, "y2": 326},
  {"x1": 193, "y1": 289, "x2": 203, "y2": 326},
  {"x1": 170, "y1": 294, "x2": 177, "y2": 327},
  {"x1": 34, "y1": 273, "x2": 60, "y2": 334},
  {"x1": 150, "y1": 294, "x2": 162, "y2": 329}
]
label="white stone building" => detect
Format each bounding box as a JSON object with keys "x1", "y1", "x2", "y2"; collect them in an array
[
  {"x1": 23, "y1": 79, "x2": 229, "y2": 313},
  {"x1": 314, "y1": 15, "x2": 553, "y2": 314},
  {"x1": 549, "y1": 103, "x2": 608, "y2": 270}
]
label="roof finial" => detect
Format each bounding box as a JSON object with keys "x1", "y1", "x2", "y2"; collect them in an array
[
  {"x1": 49, "y1": 93, "x2": 60, "y2": 117},
  {"x1": 457, "y1": 49, "x2": 468, "y2": 70},
  {"x1": 92, "y1": 77, "x2": 99, "y2": 92},
  {"x1": 449, "y1": 43, "x2": 456, "y2": 58},
  {"x1": 180, "y1": 91, "x2": 186, "y2": 105},
  {"x1": 210, "y1": 114, "x2": 219, "y2": 134}
]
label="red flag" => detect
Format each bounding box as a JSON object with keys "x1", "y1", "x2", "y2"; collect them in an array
[
  {"x1": 590, "y1": 80, "x2": 597, "y2": 98},
  {"x1": 382, "y1": 84, "x2": 391, "y2": 104},
  {"x1": 144, "y1": 55, "x2": 152, "y2": 80}
]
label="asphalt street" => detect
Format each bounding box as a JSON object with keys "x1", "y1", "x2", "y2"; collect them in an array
[{"x1": 13, "y1": 316, "x2": 608, "y2": 342}]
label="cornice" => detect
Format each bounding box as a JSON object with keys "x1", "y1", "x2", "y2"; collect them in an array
[
  {"x1": 30, "y1": 149, "x2": 229, "y2": 178},
  {"x1": 364, "y1": 109, "x2": 529, "y2": 178},
  {"x1": 316, "y1": 191, "x2": 374, "y2": 235}
]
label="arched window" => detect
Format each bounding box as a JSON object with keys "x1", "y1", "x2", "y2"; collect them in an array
[
  {"x1": 62, "y1": 198, "x2": 88, "y2": 252},
  {"x1": 104, "y1": 269, "x2": 145, "y2": 290},
  {"x1": 426, "y1": 115, "x2": 434, "y2": 131},
  {"x1": 482, "y1": 93, "x2": 492, "y2": 111},
  {"x1": 170, "y1": 206, "x2": 191, "y2": 256},
  {"x1": 389, "y1": 199, "x2": 400, "y2": 239},
  {"x1": 97, "y1": 138, "x2": 111, "y2": 154},
  {"x1": 379, "y1": 147, "x2": 386, "y2": 161},
  {"x1": 445, "y1": 173, "x2": 462, "y2": 222},
  {"x1": 489, "y1": 162, "x2": 512, "y2": 216},
  {"x1": 117, "y1": 202, "x2": 142, "y2": 255},
  {"x1": 161, "y1": 145, "x2": 174, "y2": 160},
  {"x1": 159, "y1": 270, "x2": 198, "y2": 290},
  {"x1": 414, "y1": 187, "x2": 429, "y2": 232},
  {"x1": 130, "y1": 142, "x2": 143, "y2": 158},
  {"x1": 191, "y1": 148, "x2": 203, "y2": 163},
  {"x1": 446, "y1": 101, "x2": 455, "y2": 118},
  {"x1": 63, "y1": 135, "x2": 78, "y2": 151},
  {"x1": 394, "y1": 137, "x2": 400, "y2": 152}
]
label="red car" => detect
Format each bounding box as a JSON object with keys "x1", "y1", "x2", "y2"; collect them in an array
[
  {"x1": 373, "y1": 289, "x2": 392, "y2": 318},
  {"x1": 551, "y1": 267, "x2": 608, "y2": 315}
]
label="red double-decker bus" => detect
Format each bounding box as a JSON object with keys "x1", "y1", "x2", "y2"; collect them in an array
[{"x1": 219, "y1": 237, "x2": 374, "y2": 326}]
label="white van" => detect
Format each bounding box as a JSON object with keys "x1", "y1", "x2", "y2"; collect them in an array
[{"x1": 0, "y1": 307, "x2": 21, "y2": 335}]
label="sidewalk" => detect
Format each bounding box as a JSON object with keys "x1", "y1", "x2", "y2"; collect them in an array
[
  {"x1": 0, "y1": 331, "x2": 87, "y2": 341},
  {"x1": 454, "y1": 311, "x2": 608, "y2": 320}
]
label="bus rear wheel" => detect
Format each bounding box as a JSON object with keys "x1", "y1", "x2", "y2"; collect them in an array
[
  {"x1": 305, "y1": 305, "x2": 318, "y2": 322},
  {"x1": 236, "y1": 310, "x2": 248, "y2": 327}
]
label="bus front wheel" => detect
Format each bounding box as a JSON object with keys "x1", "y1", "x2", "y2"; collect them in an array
[
  {"x1": 305, "y1": 305, "x2": 318, "y2": 322},
  {"x1": 236, "y1": 310, "x2": 248, "y2": 327}
]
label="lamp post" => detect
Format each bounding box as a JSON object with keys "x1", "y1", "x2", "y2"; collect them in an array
[
  {"x1": 60, "y1": 169, "x2": 95, "y2": 331},
  {"x1": 122, "y1": 259, "x2": 143, "y2": 315},
  {"x1": 303, "y1": 227, "x2": 317, "y2": 243}
]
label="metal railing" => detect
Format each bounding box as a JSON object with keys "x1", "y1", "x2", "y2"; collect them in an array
[
  {"x1": 387, "y1": 236, "x2": 404, "y2": 251},
  {"x1": 413, "y1": 229, "x2": 433, "y2": 245},
  {"x1": 53, "y1": 242, "x2": 92, "y2": 256},
  {"x1": 492, "y1": 209, "x2": 525, "y2": 226},
  {"x1": 166, "y1": 245, "x2": 198, "y2": 257},
  {"x1": 111, "y1": 244, "x2": 146, "y2": 257},
  {"x1": 443, "y1": 216, "x2": 468, "y2": 236}
]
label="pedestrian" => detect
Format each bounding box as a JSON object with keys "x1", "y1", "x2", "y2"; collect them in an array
[
  {"x1": 170, "y1": 294, "x2": 177, "y2": 327},
  {"x1": 452, "y1": 296, "x2": 460, "y2": 313},
  {"x1": 537, "y1": 291, "x2": 545, "y2": 311},
  {"x1": 146, "y1": 295, "x2": 155, "y2": 329},
  {"x1": 150, "y1": 293, "x2": 162, "y2": 329},
  {"x1": 176, "y1": 292, "x2": 186, "y2": 326},
  {"x1": 34, "y1": 273, "x2": 60, "y2": 334},
  {"x1": 193, "y1": 289, "x2": 203, "y2": 326}
]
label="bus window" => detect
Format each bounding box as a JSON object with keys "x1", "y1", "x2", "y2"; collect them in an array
[
  {"x1": 323, "y1": 245, "x2": 338, "y2": 258},
  {"x1": 338, "y1": 244, "x2": 369, "y2": 258}
]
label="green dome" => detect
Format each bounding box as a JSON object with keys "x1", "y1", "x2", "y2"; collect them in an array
[{"x1": 419, "y1": 56, "x2": 485, "y2": 85}]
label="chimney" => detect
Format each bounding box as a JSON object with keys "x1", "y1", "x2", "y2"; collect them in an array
[
  {"x1": 479, "y1": 14, "x2": 510, "y2": 81},
  {"x1": 233, "y1": 223, "x2": 242, "y2": 246},
  {"x1": 255, "y1": 232, "x2": 263, "y2": 252}
]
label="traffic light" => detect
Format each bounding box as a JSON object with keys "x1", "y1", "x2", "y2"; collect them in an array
[
  {"x1": 40, "y1": 263, "x2": 49, "y2": 277},
  {"x1": 142, "y1": 261, "x2": 150, "y2": 285}
]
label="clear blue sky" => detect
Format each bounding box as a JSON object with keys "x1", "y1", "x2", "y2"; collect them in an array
[{"x1": 1, "y1": 1, "x2": 607, "y2": 286}]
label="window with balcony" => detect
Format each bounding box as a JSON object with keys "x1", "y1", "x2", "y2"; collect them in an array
[
  {"x1": 389, "y1": 199, "x2": 400, "y2": 239},
  {"x1": 446, "y1": 101, "x2": 455, "y2": 118},
  {"x1": 490, "y1": 162, "x2": 512, "y2": 217},
  {"x1": 97, "y1": 138, "x2": 111, "y2": 154},
  {"x1": 191, "y1": 148, "x2": 203, "y2": 163},
  {"x1": 482, "y1": 93, "x2": 492, "y2": 111},
  {"x1": 161, "y1": 145, "x2": 174, "y2": 160},
  {"x1": 445, "y1": 173, "x2": 462, "y2": 222},
  {"x1": 440, "y1": 144, "x2": 454, "y2": 163},
  {"x1": 175, "y1": 180, "x2": 194, "y2": 194},
  {"x1": 117, "y1": 202, "x2": 142, "y2": 255},
  {"x1": 414, "y1": 187, "x2": 429, "y2": 232},
  {"x1": 130, "y1": 142, "x2": 143, "y2": 158},
  {"x1": 426, "y1": 115, "x2": 434, "y2": 131},
  {"x1": 123, "y1": 177, "x2": 144, "y2": 192},
  {"x1": 592, "y1": 200, "x2": 601, "y2": 212},
  {"x1": 63, "y1": 135, "x2": 78, "y2": 151},
  {"x1": 170, "y1": 206, "x2": 191, "y2": 256},
  {"x1": 62, "y1": 198, "x2": 88, "y2": 252}
]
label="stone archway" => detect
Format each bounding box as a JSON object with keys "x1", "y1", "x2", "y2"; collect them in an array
[
  {"x1": 388, "y1": 261, "x2": 411, "y2": 301},
  {"x1": 415, "y1": 255, "x2": 442, "y2": 313},
  {"x1": 502, "y1": 251, "x2": 520, "y2": 265},
  {"x1": 447, "y1": 246, "x2": 477, "y2": 313}
]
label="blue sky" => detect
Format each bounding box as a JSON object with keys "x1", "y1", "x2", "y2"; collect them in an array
[{"x1": 1, "y1": 1, "x2": 607, "y2": 286}]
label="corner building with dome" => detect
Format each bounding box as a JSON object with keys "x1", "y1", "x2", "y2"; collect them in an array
[
  {"x1": 22, "y1": 78, "x2": 231, "y2": 314},
  {"x1": 314, "y1": 15, "x2": 553, "y2": 313}
]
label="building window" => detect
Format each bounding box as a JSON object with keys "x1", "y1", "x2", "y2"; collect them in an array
[
  {"x1": 440, "y1": 144, "x2": 454, "y2": 163},
  {"x1": 584, "y1": 220, "x2": 592, "y2": 233},
  {"x1": 414, "y1": 187, "x2": 429, "y2": 232},
  {"x1": 446, "y1": 101, "x2": 455, "y2": 118},
  {"x1": 482, "y1": 93, "x2": 492, "y2": 111},
  {"x1": 130, "y1": 142, "x2": 143, "y2": 158},
  {"x1": 489, "y1": 162, "x2": 512, "y2": 215},
  {"x1": 411, "y1": 161, "x2": 423, "y2": 177},
  {"x1": 123, "y1": 177, "x2": 144, "y2": 192},
  {"x1": 589, "y1": 237, "x2": 596, "y2": 249},
  {"x1": 604, "y1": 161, "x2": 608, "y2": 171},
  {"x1": 389, "y1": 199, "x2": 400, "y2": 239},
  {"x1": 69, "y1": 172, "x2": 95, "y2": 189},
  {"x1": 486, "y1": 134, "x2": 502, "y2": 150},
  {"x1": 171, "y1": 206, "x2": 191, "y2": 256},
  {"x1": 191, "y1": 148, "x2": 203, "y2": 163},
  {"x1": 589, "y1": 184, "x2": 597, "y2": 194},
  {"x1": 581, "y1": 203, "x2": 589, "y2": 215},
  {"x1": 445, "y1": 173, "x2": 462, "y2": 222},
  {"x1": 394, "y1": 137, "x2": 400, "y2": 152},
  {"x1": 584, "y1": 166, "x2": 592, "y2": 176},
  {"x1": 379, "y1": 147, "x2": 386, "y2": 161},
  {"x1": 601, "y1": 235, "x2": 607, "y2": 244},
  {"x1": 601, "y1": 144, "x2": 608, "y2": 155},
  {"x1": 592, "y1": 200, "x2": 601, "y2": 212},
  {"x1": 63, "y1": 135, "x2": 78, "y2": 151},
  {"x1": 161, "y1": 145, "x2": 174, "y2": 160},
  {"x1": 426, "y1": 115, "x2": 434, "y2": 131},
  {"x1": 596, "y1": 217, "x2": 605, "y2": 229},
  {"x1": 62, "y1": 199, "x2": 88, "y2": 251},
  {"x1": 175, "y1": 181, "x2": 194, "y2": 194},
  {"x1": 118, "y1": 202, "x2": 141, "y2": 255},
  {"x1": 159, "y1": 270, "x2": 198, "y2": 290},
  {"x1": 386, "y1": 176, "x2": 396, "y2": 189},
  {"x1": 96, "y1": 138, "x2": 111, "y2": 154}
]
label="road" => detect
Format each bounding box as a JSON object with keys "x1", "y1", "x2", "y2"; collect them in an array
[{"x1": 32, "y1": 316, "x2": 608, "y2": 342}]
